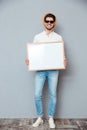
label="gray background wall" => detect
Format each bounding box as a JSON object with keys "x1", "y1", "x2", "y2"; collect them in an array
[{"x1": 0, "y1": 0, "x2": 87, "y2": 118}]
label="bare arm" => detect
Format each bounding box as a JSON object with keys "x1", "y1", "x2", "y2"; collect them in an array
[
  {"x1": 25, "y1": 58, "x2": 29, "y2": 66},
  {"x1": 64, "y1": 56, "x2": 67, "y2": 69}
]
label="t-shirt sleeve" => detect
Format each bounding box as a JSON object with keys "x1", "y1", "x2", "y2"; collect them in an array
[
  {"x1": 58, "y1": 35, "x2": 63, "y2": 42},
  {"x1": 33, "y1": 35, "x2": 38, "y2": 43}
]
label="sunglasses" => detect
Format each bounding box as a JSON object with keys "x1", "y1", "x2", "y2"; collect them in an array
[{"x1": 45, "y1": 20, "x2": 54, "y2": 24}]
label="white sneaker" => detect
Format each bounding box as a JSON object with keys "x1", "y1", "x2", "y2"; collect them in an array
[
  {"x1": 49, "y1": 118, "x2": 55, "y2": 128},
  {"x1": 32, "y1": 117, "x2": 43, "y2": 127}
]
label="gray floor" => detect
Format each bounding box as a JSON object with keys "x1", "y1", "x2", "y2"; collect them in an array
[{"x1": 0, "y1": 118, "x2": 87, "y2": 130}]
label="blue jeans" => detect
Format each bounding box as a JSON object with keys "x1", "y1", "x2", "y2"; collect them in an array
[{"x1": 34, "y1": 70, "x2": 59, "y2": 117}]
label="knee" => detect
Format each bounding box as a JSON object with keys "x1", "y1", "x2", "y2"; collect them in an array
[
  {"x1": 34, "y1": 93, "x2": 42, "y2": 100},
  {"x1": 49, "y1": 89, "x2": 56, "y2": 97},
  {"x1": 49, "y1": 92, "x2": 56, "y2": 98}
]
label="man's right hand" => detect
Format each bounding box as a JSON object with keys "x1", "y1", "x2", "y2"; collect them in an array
[{"x1": 25, "y1": 59, "x2": 29, "y2": 65}]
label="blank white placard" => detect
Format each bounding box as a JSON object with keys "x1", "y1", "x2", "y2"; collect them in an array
[{"x1": 27, "y1": 42, "x2": 65, "y2": 71}]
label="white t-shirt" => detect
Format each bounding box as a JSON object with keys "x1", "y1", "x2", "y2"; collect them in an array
[{"x1": 33, "y1": 31, "x2": 63, "y2": 43}]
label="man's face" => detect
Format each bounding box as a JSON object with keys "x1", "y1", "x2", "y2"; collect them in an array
[{"x1": 44, "y1": 17, "x2": 55, "y2": 30}]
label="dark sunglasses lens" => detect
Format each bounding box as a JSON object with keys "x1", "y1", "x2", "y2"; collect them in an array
[
  {"x1": 50, "y1": 21, "x2": 54, "y2": 23},
  {"x1": 45, "y1": 20, "x2": 54, "y2": 24}
]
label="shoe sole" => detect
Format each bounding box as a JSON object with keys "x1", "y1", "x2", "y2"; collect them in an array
[{"x1": 32, "y1": 120, "x2": 43, "y2": 127}]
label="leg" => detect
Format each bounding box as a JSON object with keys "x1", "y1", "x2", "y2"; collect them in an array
[
  {"x1": 48, "y1": 70, "x2": 59, "y2": 117},
  {"x1": 32, "y1": 71, "x2": 46, "y2": 127},
  {"x1": 47, "y1": 70, "x2": 59, "y2": 128},
  {"x1": 34, "y1": 71, "x2": 46, "y2": 117}
]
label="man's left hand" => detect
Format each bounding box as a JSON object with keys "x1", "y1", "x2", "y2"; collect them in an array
[{"x1": 64, "y1": 57, "x2": 67, "y2": 69}]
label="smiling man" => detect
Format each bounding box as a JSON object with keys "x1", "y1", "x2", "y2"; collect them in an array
[{"x1": 26, "y1": 13, "x2": 67, "y2": 128}]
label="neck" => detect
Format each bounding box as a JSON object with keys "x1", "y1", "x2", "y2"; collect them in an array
[{"x1": 45, "y1": 29, "x2": 53, "y2": 35}]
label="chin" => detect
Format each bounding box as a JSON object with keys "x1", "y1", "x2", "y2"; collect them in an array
[{"x1": 47, "y1": 28, "x2": 54, "y2": 30}]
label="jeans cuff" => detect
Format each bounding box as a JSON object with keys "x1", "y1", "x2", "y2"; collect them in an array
[
  {"x1": 49, "y1": 115, "x2": 54, "y2": 118},
  {"x1": 38, "y1": 115, "x2": 43, "y2": 118}
]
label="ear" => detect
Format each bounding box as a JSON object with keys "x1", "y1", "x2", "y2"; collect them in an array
[
  {"x1": 54, "y1": 21, "x2": 57, "y2": 27},
  {"x1": 42, "y1": 20, "x2": 46, "y2": 28}
]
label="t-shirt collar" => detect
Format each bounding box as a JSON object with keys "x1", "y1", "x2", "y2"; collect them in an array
[{"x1": 43, "y1": 30, "x2": 54, "y2": 36}]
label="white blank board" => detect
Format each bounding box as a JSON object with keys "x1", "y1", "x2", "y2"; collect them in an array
[{"x1": 27, "y1": 42, "x2": 65, "y2": 71}]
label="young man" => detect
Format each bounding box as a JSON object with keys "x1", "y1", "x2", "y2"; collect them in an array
[{"x1": 26, "y1": 13, "x2": 67, "y2": 128}]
